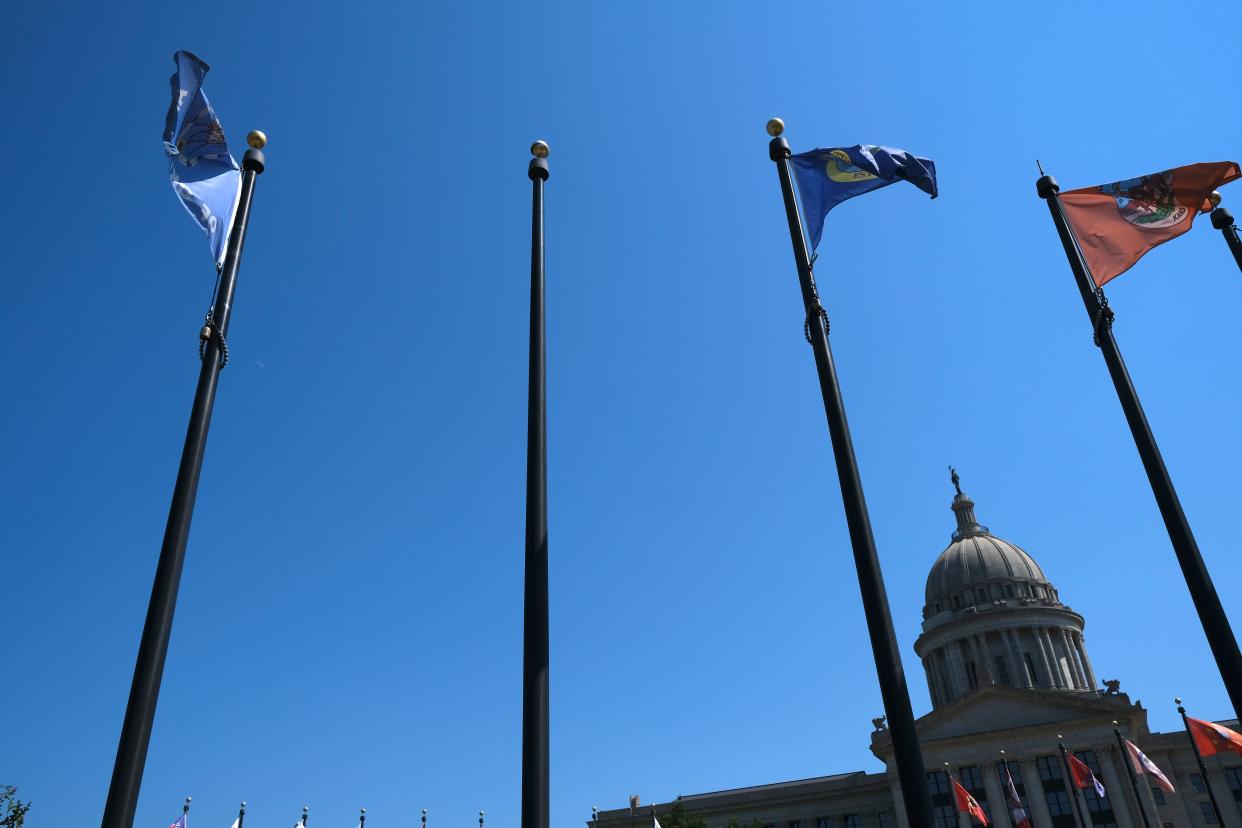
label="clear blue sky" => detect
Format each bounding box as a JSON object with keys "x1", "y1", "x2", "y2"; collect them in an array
[{"x1": 6, "y1": 2, "x2": 1242, "y2": 828}]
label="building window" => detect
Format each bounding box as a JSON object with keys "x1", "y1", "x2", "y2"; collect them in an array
[
  {"x1": 879, "y1": 813, "x2": 894, "y2": 828},
  {"x1": 1192, "y1": 773, "x2": 1207, "y2": 793},
  {"x1": 952, "y1": 595, "x2": 961, "y2": 610},
  {"x1": 788, "y1": 822, "x2": 803, "y2": 828},
  {"x1": 1024, "y1": 653, "x2": 1039, "y2": 684},
  {"x1": 1152, "y1": 787, "x2": 1166, "y2": 806},
  {"x1": 1201, "y1": 802, "x2": 1218, "y2": 824},
  {"x1": 1006, "y1": 585, "x2": 1016, "y2": 598},
  {"x1": 816, "y1": 820, "x2": 833, "y2": 828},
  {"x1": 928, "y1": 771, "x2": 950, "y2": 795},
  {"x1": 932, "y1": 806, "x2": 957, "y2": 828},
  {"x1": 967, "y1": 662, "x2": 979, "y2": 689},
  {"x1": 1046, "y1": 790, "x2": 1074, "y2": 816},
  {"x1": 935, "y1": 603, "x2": 943, "y2": 612},
  {"x1": 977, "y1": 588, "x2": 988, "y2": 604},
  {"x1": 960, "y1": 767, "x2": 991, "y2": 822},
  {"x1": 1038, "y1": 755, "x2": 1064, "y2": 782},
  {"x1": 995, "y1": 656, "x2": 1011, "y2": 686},
  {"x1": 843, "y1": 816, "x2": 859, "y2": 828},
  {"x1": 1078, "y1": 751, "x2": 1114, "y2": 816}
]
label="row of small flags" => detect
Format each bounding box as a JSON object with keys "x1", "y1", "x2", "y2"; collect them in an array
[{"x1": 947, "y1": 713, "x2": 1242, "y2": 828}]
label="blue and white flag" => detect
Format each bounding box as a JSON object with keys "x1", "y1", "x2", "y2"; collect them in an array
[
  {"x1": 790, "y1": 144, "x2": 937, "y2": 252},
  {"x1": 163, "y1": 50, "x2": 241, "y2": 267}
]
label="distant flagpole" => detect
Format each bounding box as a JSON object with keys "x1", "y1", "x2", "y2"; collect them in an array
[
  {"x1": 1208, "y1": 192, "x2": 1242, "y2": 274},
  {"x1": 1176, "y1": 698, "x2": 1227, "y2": 825},
  {"x1": 1057, "y1": 740, "x2": 1091, "y2": 828},
  {"x1": 360, "y1": 808, "x2": 366, "y2": 828},
  {"x1": 1112, "y1": 722, "x2": 1153, "y2": 828},
  {"x1": 522, "y1": 139, "x2": 550, "y2": 828},
  {"x1": 100, "y1": 132, "x2": 267, "y2": 828},
  {"x1": 236, "y1": 802, "x2": 245, "y2": 828},
  {"x1": 999, "y1": 750, "x2": 1028, "y2": 828},
  {"x1": 184, "y1": 797, "x2": 192, "y2": 822},
  {"x1": 301, "y1": 805, "x2": 309, "y2": 828},
  {"x1": 766, "y1": 118, "x2": 934, "y2": 828},
  {"x1": 1037, "y1": 173, "x2": 1242, "y2": 721}
]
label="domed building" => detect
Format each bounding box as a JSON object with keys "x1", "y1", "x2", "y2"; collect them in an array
[
  {"x1": 593, "y1": 479, "x2": 1242, "y2": 828},
  {"x1": 916, "y1": 484, "x2": 1098, "y2": 708}
]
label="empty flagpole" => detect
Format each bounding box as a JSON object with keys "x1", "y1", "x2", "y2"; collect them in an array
[
  {"x1": 99, "y1": 134, "x2": 267, "y2": 828},
  {"x1": 1037, "y1": 174, "x2": 1242, "y2": 721},
  {"x1": 522, "y1": 140, "x2": 551, "y2": 828},
  {"x1": 1176, "y1": 699, "x2": 1226, "y2": 825},
  {"x1": 1208, "y1": 192, "x2": 1242, "y2": 273},
  {"x1": 766, "y1": 118, "x2": 934, "y2": 828},
  {"x1": 1112, "y1": 722, "x2": 1152, "y2": 828}
]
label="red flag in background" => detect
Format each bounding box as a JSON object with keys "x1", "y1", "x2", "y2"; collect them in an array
[
  {"x1": 953, "y1": 779, "x2": 990, "y2": 827},
  {"x1": 1066, "y1": 752, "x2": 1107, "y2": 799},
  {"x1": 1060, "y1": 161, "x2": 1240, "y2": 286},
  {"x1": 1187, "y1": 717, "x2": 1242, "y2": 758}
]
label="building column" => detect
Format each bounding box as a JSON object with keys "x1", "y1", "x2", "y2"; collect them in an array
[
  {"x1": 975, "y1": 634, "x2": 996, "y2": 685},
  {"x1": 983, "y1": 761, "x2": 1012, "y2": 828},
  {"x1": 1074, "y1": 632, "x2": 1098, "y2": 691},
  {"x1": 1060, "y1": 628, "x2": 1087, "y2": 690},
  {"x1": 889, "y1": 774, "x2": 910, "y2": 828},
  {"x1": 953, "y1": 640, "x2": 971, "y2": 695},
  {"x1": 923, "y1": 658, "x2": 940, "y2": 709},
  {"x1": 1006, "y1": 629, "x2": 1033, "y2": 688},
  {"x1": 1032, "y1": 628, "x2": 1057, "y2": 689},
  {"x1": 938, "y1": 647, "x2": 959, "y2": 700},
  {"x1": 1096, "y1": 747, "x2": 1134, "y2": 828},
  {"x1": 1042, "y1": 629, "x2": 1068, "y2": 689},
  {"x1": 1021, "y1": 758, "x2": 1054, "y2": 828}
]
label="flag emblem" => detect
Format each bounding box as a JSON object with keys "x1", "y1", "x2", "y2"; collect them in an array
[
  {"x1": 825, "y1": 150, "x2": 879, "y2": 183},
  {"x1": 1103, "y1": 172, "x2": 1188, "y2": 229}
]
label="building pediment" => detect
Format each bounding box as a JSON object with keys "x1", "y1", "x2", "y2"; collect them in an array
[{"x1": 870, "y1": 687, "x2": 1145, "y2": 759}]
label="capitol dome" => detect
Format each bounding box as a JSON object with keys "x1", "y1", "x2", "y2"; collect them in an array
[
  {"x1": 922, "y1": 491, "x2": 1058, "y2": 619},
  {"x1": 913, "y1": 473, "x2": 1098, "y2": 709}
]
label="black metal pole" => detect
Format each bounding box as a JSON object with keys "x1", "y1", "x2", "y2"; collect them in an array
[
  {"x1": 522, "y1": 140, "x2": 550, "y2": 828},
  {"x1": 237, "y1": 802, "x2": 246, "y2": 828},
  {"x1": 1058, "y1": 742, "x2": 1092, "y2": 828},
  {"x1": 1209, "y1": 197, "x2": 1242, "y2": 274},
  {"x1": 1037, "y1": 174, "x2": 1242, "y2": 721},
  {"x1": 766, "y1": 120, "x2": 933, "y2": 828},
  {"x1": 360, "y1": 808, "x2": 366, "y2": 828},
  {"x1": 1177, "y1": 700, "x2": 1227, "y2": 825},
  {"x1": 101, "y1": 139, "x2": 266, "y2": 828},
  {"x1": 1112, "y1": 725, "x2": 1153, "y2": 828},
  {"x1": 302, "y1": 805, "x2": 309, "y2": 828}
]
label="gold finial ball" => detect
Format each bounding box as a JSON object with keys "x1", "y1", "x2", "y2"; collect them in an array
[
  {"x1": 531, "y1": 140, "x2": 550, "y2": 158},
  {"x1": 766, "y1": 118, "x2": 785, "y2": 137},
  {"x1": 1210, "y1": 191, "x2": 1223, "y2": 207},
  {"x1": 247, "y1": 130, "x2": 267, "y2": 150}
]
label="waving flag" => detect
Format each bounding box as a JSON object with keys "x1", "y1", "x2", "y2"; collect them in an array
[
  {"x1": 1125, "y1": 739, "x2": 1175, "y2": 793},
  {"x1": 163, "y1": 50, "x2": 242, "y2": 267},
  {"x1": 1187, "y1": 717, "x2": 1242, "y2": 757},
  {"x1": 790, "y1": 144, "x2": 937, "y2": 252},
  {"x1": 952, "y1": 778, "x2": 989, "y2": 827},
  {"x1": 1060, "y1": 162, "x2": 1240, "y2": 287},
  {"x1": 1067, "y1": 752, "x2": 1107, "y2": 798},
  {"x1": 1002, "y1": 764, "x2": 1031, "y2": 828},
  {"x1": 171, "y1": 815, "x2": 187, "y2": 828}
]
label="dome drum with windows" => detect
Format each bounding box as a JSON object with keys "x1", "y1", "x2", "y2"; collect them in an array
[{"x1": 913, "y1": 477, "x2": 1099, "y2": 710}]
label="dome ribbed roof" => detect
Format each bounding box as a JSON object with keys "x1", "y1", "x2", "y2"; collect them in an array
[
  {"x1": 924, "y1": 533, "x2": 1047, "y2": 607},
  {"x1": 922, "y1": 483, "x2": 1051, "y2": 612}
]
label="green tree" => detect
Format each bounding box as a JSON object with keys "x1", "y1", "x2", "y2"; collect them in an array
[{"x1": 0, "y1": 786, "x2": 30, "y2": 828}]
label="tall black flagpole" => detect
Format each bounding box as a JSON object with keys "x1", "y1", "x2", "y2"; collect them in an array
[
  {"x1": 237, "y1": 802, "x2": 246, "y2": 828},
  {"x1": 1208, "y1": 192, "x2": 1242, "y2": 274},
  {"x1": 1177, "y1": 698, "x2": 1227, "y2": 825},
  {"x1": 1057, "y1": 741, "x2": 1091, "y2": 828},
  {"x1": 766, "y1": 118, "x2": 933, "y2": 828},
  {"x1": 1112, "y1": 723, "x2": 1153, "y2": 828},
  {"x1": 522, "y1": 139, "x2": 550, "y2": 828},
  {"x1": 101, "y1": 132, "x2": 267, "y2": 828},
  {"x1": 1037, "y1": 174, "x2": 1242, "y2": 720}
]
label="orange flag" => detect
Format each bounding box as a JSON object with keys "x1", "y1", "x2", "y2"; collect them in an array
[
  {"x1": 1060, "y1": 161, "x2": 1240, "y2": 287},
  {"x1": 1187, "y1": 716, "x2": 1242, "y2": 757},
  {"x1": 953, "y1": 778, "x2": 989, "y2": 827}
]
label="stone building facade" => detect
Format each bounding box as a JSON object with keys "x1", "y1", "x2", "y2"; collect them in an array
[{"x1": 592, "y1": 486, "x2": 1242, "y2": 828}]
